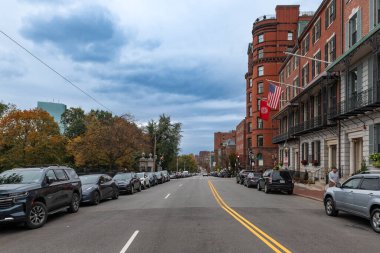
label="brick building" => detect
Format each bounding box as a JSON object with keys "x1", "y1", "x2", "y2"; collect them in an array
[
  {"x1": 198, "y1": 151, "x2": 211, "y2": 172},
  {"x1": 273, "y1": 0, "x2": 343, "y2": 180},
  {"x1": 235, "y1": 119, "x2": 246, "y2": 169},
  {"x1": 326, "y1": 0, "x2": 380, "y2": 178},
  {"x1": 214, "y1": 131, "x2": 236, "y2": 168},
  {"x1": 246, "y1": 6, "x2": 313, "y2": 171}
]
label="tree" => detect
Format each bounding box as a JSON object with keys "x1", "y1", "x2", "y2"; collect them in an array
[
  {"x1": 146, "y1": 114, "x2": 182, "y2": 171},
  {"x1": 61, "y1": 107, "x2": 86, "y2": 139},
  {"x1": 0, "y1": 102, "x2": 16, "y2": 118},
  {"x1": 177, "y1": 154, "x2": 198, "y2": 173},
  {"x1": 0, "y1": 109, "x2": 66, "y2": 171}
]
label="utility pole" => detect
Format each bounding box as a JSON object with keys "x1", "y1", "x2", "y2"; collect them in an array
[{"x1": 153, "y1": 133, "x2": 157, "y2": 172}]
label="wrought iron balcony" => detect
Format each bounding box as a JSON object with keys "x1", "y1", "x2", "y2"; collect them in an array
[
  {"x1": 272, "y1": 132, "x2": 288, "y2": 144},
  {"x1": 293, "y1": 115, "x2": 323, "y2": 135},
  {"x1": 328, "y1": 87, "x2": 380, "y2": 120}
]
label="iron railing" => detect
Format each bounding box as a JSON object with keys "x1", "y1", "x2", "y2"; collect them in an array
[{"x1": 294, "y1": 115, "x2": 323, "y2": 134}]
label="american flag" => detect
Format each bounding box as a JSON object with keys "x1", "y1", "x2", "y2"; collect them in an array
[{"x1": 267, "y1": 83, "x2": 282, "y2": 109}]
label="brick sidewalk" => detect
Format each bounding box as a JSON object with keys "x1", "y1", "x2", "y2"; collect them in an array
[{"x1": 294, "y1": 185, "x2": 324, "y2": 202}]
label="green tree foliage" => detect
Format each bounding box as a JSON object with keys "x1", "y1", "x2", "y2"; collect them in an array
[
  {"x1": 177, "y1": 154, "x2": 198, "y2": 173},
  {"x1": 61, "y1": 107, "x2": 86, "y2": 139},
  {"x1": 0, "y1": 102, "x2": 16, "y2": 118},
  {"x1": 0, "y1": 109, "x2": 66, "y2": 171},
  {"x1": 146, "y1": 114, "x2": 182, "y2": 171}
]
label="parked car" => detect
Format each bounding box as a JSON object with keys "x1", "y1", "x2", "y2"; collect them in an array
[
  {"x1": 137, "y1": 172, "x2": 150, "y2": 189},
  {"x1": 162, "y1": 170, "x2": 170, "y2": 182},
  {"x1": 237, "y1": 170, "x2": 254, "y2": 184},
  {"x1": 244, "y1": 172, "x2": 262, "y2": 188},
  {"x1": 175, "y1": 172, "x2": 182, "y2": 178},
  {"x1": 80, "y1": 174, "x2": 119, "y2": 205},
  {"x1": 169, "y1": 173, "x2": 176, "y2": 179},
  {"x1": 257, "y1": 169, "x2": 294, "y2": 194},
  {"x1": 202, "y1": 173, "x2": 209, "y2": 177},
  {"x1": 113, "y1": 173, "x2": 141, "y2": 194},
  {"x1": 0, "y1": 166, "x2": 81, "y2": 229},
  {"x1": 155, "y1": 172, "x2": 164, "y2": 184},
  {"x1": 147, "y1": 172, "x2": 158, "y2": 186},
  {"x1": 324, "y1": 173, "x2": 380, "y2": 233}
]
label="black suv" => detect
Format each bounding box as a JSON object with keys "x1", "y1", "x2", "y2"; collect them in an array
[
  {"x1": 257, "y1": 169, "x2": 294, "y2": 194},
  {"x1": 236, "y1": 170, "x2": 254, "y2": 184},
  {"x1": 0, "y1": 166, "x2": 82, "y2": 229}
]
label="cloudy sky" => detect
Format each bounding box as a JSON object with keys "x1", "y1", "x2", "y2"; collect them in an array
[{"x1": 0, "y1": 0, "x2": 320, "y2": 154}]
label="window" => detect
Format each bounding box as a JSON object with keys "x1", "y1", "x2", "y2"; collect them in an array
[
  {"x1": 249, "y1": 92, "x2": 252, "y2": 103},
  {"x1": 312, "y1": 51, "x2": 321, "y2": 78},
  {"x1": 46, "y1": 170, "x2": 58, "y2": 183},
  {"x1": 286, "y1": 63, "x2": 291, "y2": 77},
  {"x1": 258, "y1": 48, "x2": 264, "y2": 59},
  {"x1": 349, "y1": 13, "x2": 358, "y2": 46},
  {"x1": 258, "y1": 66, "x2": 264, "y2": 76},
  {"x1": 258, "y1": 33, "x2": 264, "y2": 43},
  {"x1": 257, "y1": 135, "x2": 264, "y2": 147},
  {"x1": 342, "y1": 177, "x2": 362, "y2": 189},
  {"x1": 257, "y1": 153, "x2": 263, "y2": 166},
  {"x1": 249, "y1": 106, "x2": 252, "y2": 117},
  {"x1": 288, "y1": 31, "x2": 293, "y2": 40},
  {"x1": 294, "y1": 53, "x2": 299, "y2": 69},
  {"x1": 293, "y1": 77, "x2": 299, "y2": 97},
  {"x1": 301, "y1": 35, "x2": 310, "y2": 55},
  {"x1": 257, "y1": 99, "x2": 261, "y2": 111},
  {"x1": 249, "y1": 78, "x2": 253, "y2": 88},
  {"x1": 257, "y1": 118, "x2": 263, "y2": 129},
  {"x1": 325, "y1": 0, "x2": 336, "y2": 28},
  {"x1": 325, "y1": 35, "x2": 336, "y2": 67},
  {"x1": 302, "y1": 142, "x2": 309, "y2": 162},
  {"x1": 349, "y1": 68, "x2": 358, "y2": 98},
  {"x1": 54, "y1": 169, "x2": 68, "y2": 181},
  {"x1": 258, "y1": 82, "x2": 264, "y2": 94},
  {"x1": 247, "y1": 138, "x2": 252, "y2": 149},
  {"x1": 359, "y1": 178, "x2": 379, "y2": 190},
  {"x1": 302, "y1": 64, "x2": 309, "y2": 86},
  {"x1": 248, "y1": 122, "x2": 252, "y2": 133},
  {"x1": 311, "y1": 141, "x2": 321, "y2": 163},
  {"x1": 312, "y1": 19, "x2": 321, "y2": 44}
]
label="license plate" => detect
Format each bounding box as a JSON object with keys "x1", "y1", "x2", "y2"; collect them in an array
[{"x1": 280, "y1": 180, "x2": 285, "y2": 183}]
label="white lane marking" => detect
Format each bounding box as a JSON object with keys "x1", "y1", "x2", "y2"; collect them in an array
[
  {"x1": 179, "y1": 184, "x2": 183, "y2": 187},
  {"x1": 165, "y1": 193, "x2": 171, "y2": 199},
  {"x1": 120, "y1": 230, "x2": 139, "y2": 253}
]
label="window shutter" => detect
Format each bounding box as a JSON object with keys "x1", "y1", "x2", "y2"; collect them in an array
[
  {"x1": 345, "y1": 22, "x2": 349, "y2": 51},
  {"x1": 357, "y1": 9, "x2": 362, "y2": 40},
  {"x1": 332, "y1": 0, "x2": 336, "y2": 21},
  {"x1": 370, "y1": 0, "x2": 375, "y2": 29},
  {"x1": 369, "y1": 124, "x2": 374, "y2": 154}
]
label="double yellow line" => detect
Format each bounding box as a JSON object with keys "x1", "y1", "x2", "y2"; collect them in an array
[{"x1": 208, "y1": 180, "x2": 292, "y2": 253}]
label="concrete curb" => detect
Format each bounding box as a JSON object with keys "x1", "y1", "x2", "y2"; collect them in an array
[{"x1": 294, "y1": 193, "x2": 323, "y2": 202}]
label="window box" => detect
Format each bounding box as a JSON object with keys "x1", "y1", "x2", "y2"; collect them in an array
[
  {"x1": 301, "y1": 160, "x2": 308, "y2": 166},
  {"x1": 312, "y1": 160, "x2": 319, "y2": 166}
]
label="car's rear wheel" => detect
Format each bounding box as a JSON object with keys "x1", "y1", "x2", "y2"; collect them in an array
[
  {"x1": 92, "y1": 191, "x2": 100, "y2": 205},
  {"x1": 26, "y1": 202, "x2": 47, "y2": 229},
  {"x1": 264, "y1": 184, "x2": 270, "y2": 194},
  {"x1": 69, "y1": 193, "x2": 80, "y2": 213},
  {"x1": 112, "y1": 188, "x2": 119, "y2": 200},
  {"x1": 130, "y1": 186, "x2": 134, "y2": 195},
  {"x1": 370, "y1": 208, "x2": 380, "y2": 233},
  {"x1": 325, "y1": 197, "x2": 338, "y2": 217}
]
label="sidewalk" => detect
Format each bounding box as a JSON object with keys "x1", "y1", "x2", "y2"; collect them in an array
[{"x1": 293, "y1": 183, "x2": 324, "y2": 202}]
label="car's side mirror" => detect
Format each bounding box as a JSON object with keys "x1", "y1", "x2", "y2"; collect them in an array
[{"x1": 336, "y1": 182, "x2": 342, "y2": 188}]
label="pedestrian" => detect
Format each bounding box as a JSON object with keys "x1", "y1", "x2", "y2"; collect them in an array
[{"x1": 328, "y1": 167, "x2": 339, "y2": 187}]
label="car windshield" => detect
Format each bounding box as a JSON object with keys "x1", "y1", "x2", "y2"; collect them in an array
[
  {"x1": 113, "y1": 174, "x2": 132, "y2": 181},
  {"x1": 0, "y1": 170, "x2": 43, "y2": 184},
  {"x1": 137, "y1": 173, "x2": 145, "y2": 178},
  {"x1": 80, "y1": 175, "x2": 100, "y2": 185}
]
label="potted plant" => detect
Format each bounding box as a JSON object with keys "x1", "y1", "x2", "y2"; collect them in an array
[
  {"x1": 301, "y1": 160, "x2": 308, "y2": 166},
  {"x1": 312, "y1": 160, "x2": 319, "y2": 166},
  {"x1": 369, "y1": 153, "x2": 380, "y2": 168}
]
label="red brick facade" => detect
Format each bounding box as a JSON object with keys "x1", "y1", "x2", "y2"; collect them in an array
[
  {"x1": 214, "y1": 131, "x2": 236, "y2": 167},
  {"x1": 235, "y1": 119, "x2": 246, "y2": 169},
  {"x1": 245, "y1": 5, "x2": 312, "y2": 170}
]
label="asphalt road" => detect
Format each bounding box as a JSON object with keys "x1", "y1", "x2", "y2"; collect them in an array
[{"x1": 0, "y1": 176, "x2": 379, "y2": 253}]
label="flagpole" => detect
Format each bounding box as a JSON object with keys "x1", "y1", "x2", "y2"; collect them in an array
[
  {"x1": 266, "y1": 79, "x2": 304, "y2": 90},
  {"x1": 284, "y1": 51, "x2": 331, "y2": 64}
]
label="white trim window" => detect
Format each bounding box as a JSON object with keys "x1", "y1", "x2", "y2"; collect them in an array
[
  {"x1": 325, "y1": 0, "x2": 336, "y2": 28},
  {"x1": 312, "y1": 51, "x2": 321, "y2": 78},
  {"x1": 349, "y1": 12, "x2": 358, "y2": 46},
  {"x1": 258, "y1": 82, "x2": 264, "y2": 94},
  {"x1": 325, "y1": 35, "x2": 336, "y2": 67},
  {"x1": 301, "y1": 34, "x2": 310, "y2": 55},
  {"x1": 258, "y1": 33, "x2": 264, "y2": 43},
  {"x1": 257, "y1": 117, "x2": 263, "y2": 129},
  {"x1": 312, "y1": 18, "x2": 321, "y2": 44},
  {"x1": 302, "y1": 64, "x2": 309, "y2": 87},
  {"x1": 249, "y1": 92, "x2": 252, "y2": 103},
  {"x1": 258, "y1": 66, "x2": 264, "y2": 76},
  {"x1": 258, "y1": 48, "x2": 264, "y2": 59},
  {"x1": 288, "y1": 31, "x2": 293, "y2": 40},
  {"x1": 249, "y1": 78, "x2": 253, "y2": 88},
  {"x1": 249, "y1": 106, "x2": 253, "y2": 117}
]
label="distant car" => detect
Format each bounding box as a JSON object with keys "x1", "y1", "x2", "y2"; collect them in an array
[
  {"x1": 202, "y1": 173, "x2": 209, "y2": 177},
  {"x1": 155, "y1": 172, "x2": 164, "y2": 184},
  {"x1": 0, "y1": 166, "x2": 81, "y2": 229},
  {"x1": 324, "y1": 173, "x2": 380, "y2": 233},
  {"x1": 147, "y1": 172, "x2": 158, "y2": 186},
  {"x1": 175, "y1": 172, "x2": 182, "y2": 178},
  {"x1": 113, "y1": 173, "x2": 141, "y2": 194},
  {"x1": 237, "y1": 170, "x2": 254, "y2": 184},
  {"x1": 162, "y1": 170, "x2": 170, "y2": 182},
  {"x1": 80, "y1": 174, "x2": 119, "y2": 205},
  {"x1": 137, "y1": 172, "x2": 150, "y2": 189},
  {"x1": 257, "y1": 169, "x2": 294, "y2": 194},
  {"x1": 244, "y1": 172, "x2": 262, "y2": 188},
  {"x1": 169, "y1": 173, "x2": 176, "y2": 179}
]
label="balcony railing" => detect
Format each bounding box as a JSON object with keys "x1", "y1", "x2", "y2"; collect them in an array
[
  {"x1": 254, "y1": 15, "x2": 276, "y2": 23},
  {"x1": 294, "y1": 115, "x2": 323, "y2": 135},
  {"x1": 272, "y1": 132, "x2": 288, "y2": 144},
  {"x1": 328, "y1": 87, "x2": 380, "y2": 120}
]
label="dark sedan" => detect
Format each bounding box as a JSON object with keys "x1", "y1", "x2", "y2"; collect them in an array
[
  {"x1": 257, "y1": 169, "x2": 294, "y2": 194},
  {"x1": 113, "y1": 173, "x2": 141, "y2": 194},
  {"x1": 147, "y1": 172, "x2": 158, "y2": 186},
  {"x1": 155, "y1": 172, "x2": 164, "y2": 184},
  {"x1": 244, "y1": 172, "x2": 262, "y2": 188},
  {"x1": 237, "y1": 170, "x2": 254, "y2": 184},
  {"x1": 80, "y1": 174, "x2": 119, "y2": 205}
]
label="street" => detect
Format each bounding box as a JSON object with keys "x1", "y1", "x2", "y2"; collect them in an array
[{"x1": 0, "y1": 176, "x2": 378, "y2": 253}]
